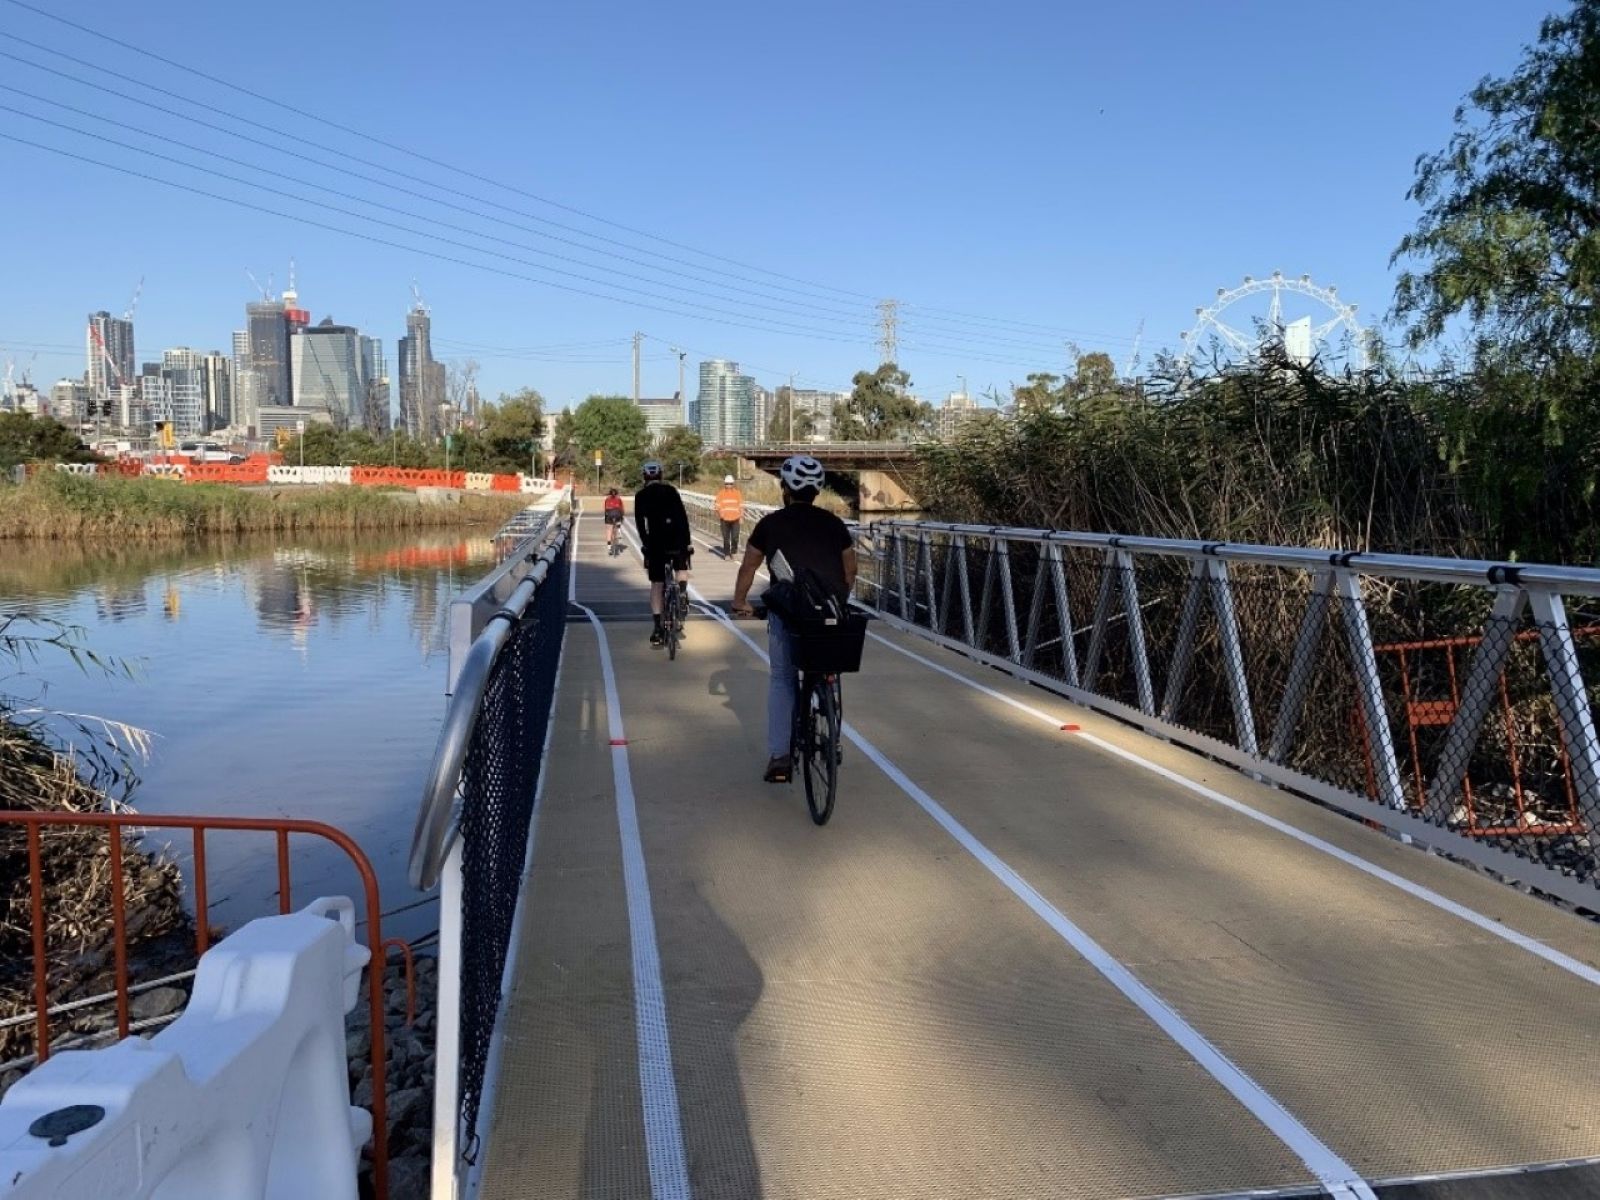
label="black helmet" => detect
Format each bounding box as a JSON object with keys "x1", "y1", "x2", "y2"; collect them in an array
[{"x1": 608, "y1": 487, "x2": 618, "y2": 496}]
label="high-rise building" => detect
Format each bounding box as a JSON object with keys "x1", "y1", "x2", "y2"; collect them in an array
[
  {"x1": 772, "y1": 386, "x2": 844, "y2": 442},
  {"x1": 937, "y1": 390, "x2": 980, "y2": 441},
  {"x1": 291, "y1": 320, "x2": 363, "y2": 428},
  {"x1": 51, "y1": 378, "x2": 91, "y2": 424},
  {"x1": 162, "y1": 347, "x2": 202, "y2": 373},
  {"x1": 359, "y1": 336, "x2": 390, "y2": 434},
  {"x1": 86, "y1": 310, "x2": 135, "y2": 424},
  {"x1": 230, "y1": 330, "x2": 250, "y2": 429},
  {"x1": 201, "y1": 352, "x2": 231, "y2": 430},
  {"x1": 398, "y1": 306, "x2": 444, "y2": 439},
  {"x1": 696, "y1": 359, "x2": 756, "y2": 446},
  {"x1": 244, "y1": 300, "x2": 292, "y2": 425},
  {"x1": 637, "y1": 396, "x2": 684, "y2": 442}
]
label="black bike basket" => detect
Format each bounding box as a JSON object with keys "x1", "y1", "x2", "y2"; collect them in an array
[{"x1": 790, "y1": 611, "x2": 869, "y2": 674}]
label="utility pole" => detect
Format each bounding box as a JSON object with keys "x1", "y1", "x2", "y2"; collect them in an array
[
  {"x1": 632, "y1": 331, "x2": 642, "y2": 403},
  {"x1": 670, "y1": 348, "x2": 686, "y2": 421},
  {"x1": 788, "y1": 373, "x2": 795, "y2": 444}
]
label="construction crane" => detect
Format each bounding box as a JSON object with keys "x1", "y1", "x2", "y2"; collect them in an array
[
  {"x1": 245, "y1": 269, "x2": 274, "y2": 301},
  {"x1": 410, "y1": 279, "x2": 428, "y2": 313},
  {"x1": 88, "y1": 321, "x2": 127, "y2": 432},
  {"x1": 1123, "y1": 318, "x2": 1145, "y2": 378},
  {"x1": 123, "y1": 276, "x2": 144, "y2": 323}
]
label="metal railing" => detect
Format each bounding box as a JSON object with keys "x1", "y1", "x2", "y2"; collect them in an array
[
  {"x1": 680, "y1": 489, "x2": 778, "y2": 550},
  {"x1": 408, "y1": 497, "x2": 572, "y2": 1200},
  {"x1": 0, "y1": 810, "x2": 397, "y2": 1199},
  {"x1": 857, "y1": 520, "x2": 1600, "y2": 908}
]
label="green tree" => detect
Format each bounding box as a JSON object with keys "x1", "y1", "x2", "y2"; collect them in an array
[
  {"x1": 1393, "y1": 2, "x2": 1600, "y2": 360},
  {"x1": 480, "y1": 388, "x2": 546, "y2": 474},
  {"x1": 550, "y1": 410, "x2": 578, "y2": 468},
  {"x1": 0, "y1": 414, "x2": 97, "y2": 471},
  {"x1": 767, "y1": 387, "x2": 817, "y2": 442},
  {"x1": 571, "y1": 395, "x2": 648, "y2": 481},
  {"x1": 654, "y1": 424, "x2": 703, "y2": 484},
  {"x1": 1012, "y1": 373, "x2": 1064, "y2": 412},
  {"x1": 835, "y1": 363, "x2": 931, "y2": 441}
]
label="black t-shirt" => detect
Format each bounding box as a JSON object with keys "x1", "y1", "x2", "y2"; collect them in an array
[
  {"x1": 748, "y1": 502, "x2": 853, "y2": 598},
  {"x1": 633, "y1": 481, "x2": 690, "y2": 552}
]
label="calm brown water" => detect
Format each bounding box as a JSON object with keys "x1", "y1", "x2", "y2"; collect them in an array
[{"x1": 0, "y1": 529, "x2": 504, "y2": 943}]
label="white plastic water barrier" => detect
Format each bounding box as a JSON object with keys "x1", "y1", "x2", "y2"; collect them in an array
[
  {"x1": 266, "y1": 465, "x2": 353, "y2": 485},
  {"x1": 518, "y1": 475, "x2": 559, "y2": 494},
  {"x1": 0, "y1": 898, "x2": 372, "y2": 1200},
  {"x1": 464, "y1": 472, "x2": 495, "y2": 492}
]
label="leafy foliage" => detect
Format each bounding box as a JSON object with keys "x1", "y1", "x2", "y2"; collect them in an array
[
  {"x1": 834, "y1": 363, "x2": 932, "y2": 441},
  {"x1": 654, "y1": 424, "x2": 703, "y2": 483},
  {"x1": 570, "y1": 394, "x2": 649, "y2": 483},
  {"x1": 767, "y1": 388, "x2": 818, "y2": 441},
  {"x1": 1393, "y1": 2, "x2": 1600, "y2": 362},
  {"x1": 0, "y1": 413, "x2": 99, "y2": 472}
]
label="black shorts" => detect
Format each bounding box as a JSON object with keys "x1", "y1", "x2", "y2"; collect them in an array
[
  {"x1": 603, "y1": 511, "x2": 623, "y2": 525},
  {"x1": 643, "y1": 546, "x2": 692, "y2": 583}
]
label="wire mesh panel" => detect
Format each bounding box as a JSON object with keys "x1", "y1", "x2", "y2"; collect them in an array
[
  {"x1": 857, "y1": 520, "x2": 1600, "y2": 904},
  {"x1": 455, "y1": 545, "x2": 569, "y2": 1157}
]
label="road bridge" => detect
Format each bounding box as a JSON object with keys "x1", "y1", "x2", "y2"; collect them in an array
[
  {"x1": 713, "y1": 442, "x2": 926, "y2": 511},
  {"x1": 436, "y1": 508, "x2": 1600, "y2": 1200}
]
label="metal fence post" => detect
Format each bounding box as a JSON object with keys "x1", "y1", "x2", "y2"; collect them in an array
[
  {"x1": 893, "y1": 529, "x2": 911, "y2": 621},
  {"x1": 918, "y1": 531, "x2": 940, "y2": 632},
  {"x1": 996, "y1": 541, "x2": 1022, "y2": 663},
  {"x1": 430, "y1": 841, "x2": 464, "y2": 1200},
  {"x1": 1160, "y1": 558, "x2": 1207, "y2": 723},
  {"x1": 1118, "y1": 550, "x2": 1156, "y2": 716},
  {"x1": 1268, "y1": 568, "x2": 1334, "y2": 763},
  {"x1": 1210, "y1": 561, "x2": 1260, "y2": 756},
  {"x1": 1083, "y1": 548, "x2": 1119, "y2": 688},
  {"x1": 976, "y1": 538, "x2": 999, "y2": 652},
  {"x1": 1022, "y1": 543, "x2": 1051, "y2": 669},
  {"x1": 1335, "y1": 568, "x2": 1407, "y2": 810},
  {"x1": 952, "y1": 536, "x2": 976, "y2": 645},
  {"x1": 1423, "y1": 587, "x2": 1527, "y2": 817},
  {"x1": 1528, "y1": 588, "x2": 1600, "y2": 819}
]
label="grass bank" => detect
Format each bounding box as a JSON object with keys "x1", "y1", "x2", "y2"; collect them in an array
[{"x1": 0, "y1": 472, "x2": 529, "y2": 540}]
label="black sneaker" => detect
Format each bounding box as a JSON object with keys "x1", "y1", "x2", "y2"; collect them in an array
[
  {"x1": 649, "y1": 628, "x2": 664, "y2": 647},
  {"x1": 763, "y1": 755, "x2": 792, "y2": 783}
]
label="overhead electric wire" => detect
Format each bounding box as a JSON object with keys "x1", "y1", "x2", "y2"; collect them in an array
[{"x1": 0, "y1": 7, "x2": 1144, "y2": 350}]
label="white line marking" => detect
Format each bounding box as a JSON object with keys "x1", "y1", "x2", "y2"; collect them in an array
[
  {"x1": 697, "y1": 602, "x2": 1376, "y2": 1199},
  {"x1": 571, "y1": 515, "x2": 692, "y2": 1200},
  {"x1": 863, "y1": 624, "x2": 1600, "y2": 988}
]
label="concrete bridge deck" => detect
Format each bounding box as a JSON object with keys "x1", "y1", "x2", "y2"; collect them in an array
[{"x1": 476, "y1": 513, "x2": 1600, "y2": 1200}]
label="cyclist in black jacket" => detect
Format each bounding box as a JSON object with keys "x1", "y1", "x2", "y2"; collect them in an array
[{"x1": 634, "y1": 460, "x2": 693, "y2": 646}]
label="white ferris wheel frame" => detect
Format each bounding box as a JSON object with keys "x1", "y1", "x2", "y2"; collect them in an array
[{"x1": 1180, "y1": 271, "x2": 1369, "y2": 370}]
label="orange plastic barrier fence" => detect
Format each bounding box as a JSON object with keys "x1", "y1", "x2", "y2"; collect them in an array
[
  {"x1": 183, "y1": 463, "x2": 271, "y2": 485},
  {"x1": 491, "y1": 473, "x2": 522, "y2": 492}
]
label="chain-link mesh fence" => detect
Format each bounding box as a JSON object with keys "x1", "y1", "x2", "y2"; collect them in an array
[
  {"x1": 863, "y1": 523, "x2": 1600, "y2": 896},
  {"x1": 455, "y1": 543, "x2": 570, "y2": 1158}
]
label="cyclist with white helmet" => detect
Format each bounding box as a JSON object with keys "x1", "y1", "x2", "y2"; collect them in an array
[
  {"x1": 732, "y1": 454, "x2": 857, "y2": 781},
  {"x1": 634, "y1": 459, "x2": 693, "y2": 647}
]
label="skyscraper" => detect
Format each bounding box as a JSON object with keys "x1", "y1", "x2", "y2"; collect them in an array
[
  {"x1": 202, "y1": 352, "x2": 231, "y2": 431},
  {"x1": 398, "y1": 305, "x2": 444, "y2": 439},
  {"x1": 231, "y1": 330, "x2": 250, "y2": 430},
  {"x1": 360, "y1": 336, "x2": 390, "y2": 434},
  {"x1": 696, "y1": 359, "x2": 756, "y2": 446},
  {"x1": 245, "y1": 300, "x2": 292, "y2": 418},
  {"x1": 291, "y1": 320, "x2": 363, "y2": 428},
  {"x1": 86, "y1": 310, "x2": 135, "y2": 424}
]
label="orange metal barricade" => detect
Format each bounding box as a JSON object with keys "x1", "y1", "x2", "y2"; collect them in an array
[{"x1": 0, "y1": 811, "x2": 399, "y2": 1200}]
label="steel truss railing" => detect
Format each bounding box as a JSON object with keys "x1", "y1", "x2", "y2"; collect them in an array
[
  {"x1": 856, "y1": 520, "x2": 1600, "y2": 908},
  {"x1": 409, "y1": 503, "x2": 572, "y2": 1200},
  {"x1": 680, "y1": 489, "x2": 779, "y2": 550}
]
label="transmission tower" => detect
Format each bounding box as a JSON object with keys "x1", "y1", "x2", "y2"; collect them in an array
[{"x1": 877, "y1": 298, "x2": 899, "y2": 366}]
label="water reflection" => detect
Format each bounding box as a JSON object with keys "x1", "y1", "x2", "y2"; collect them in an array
[{"x1": 0, "y1": 529, "x2": 503, "y2": 941}]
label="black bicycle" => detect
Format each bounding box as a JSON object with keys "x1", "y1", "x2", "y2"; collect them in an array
[
  {"x1": 662, "y1": 566, "x2": 685, "y2": 660},
  {"x1": 747, "y1": 604, "x2": 867, "y2": 824}
]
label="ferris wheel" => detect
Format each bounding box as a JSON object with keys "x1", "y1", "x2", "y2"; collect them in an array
[{"x1": 1179, "y1": 271, "x2": 1370, "y2": 371}]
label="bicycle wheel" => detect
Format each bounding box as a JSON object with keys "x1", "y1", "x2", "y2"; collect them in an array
[
  {"x1": 800, "y1": 674, "x2": 838, "y2": 825},
  {"x1": 665, "y1": 580, "x2": 680, "y2": 660}
]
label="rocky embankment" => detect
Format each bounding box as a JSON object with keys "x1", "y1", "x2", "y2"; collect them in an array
[{"x1": 352, "y1": 953, "x2": 437, "y2": 1200}]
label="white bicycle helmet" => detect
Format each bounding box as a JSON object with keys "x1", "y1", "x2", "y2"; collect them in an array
[
  {"x1": 779, "y1": 454, "x2": 825, "y2": 495},
  {"x1": 641, "y1": 460, "x2": 663, "y2": 480}
]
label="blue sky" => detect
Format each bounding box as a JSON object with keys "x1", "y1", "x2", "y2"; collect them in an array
[{"x1": 0, "y1": 0, "x2": 1558, "y2": 410}]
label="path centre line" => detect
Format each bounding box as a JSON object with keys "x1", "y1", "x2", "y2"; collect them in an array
[
  {"x1": 695, "y1": 597, "x2": 1377, "y2": 1200},
  {"x1": 570, "y1": 513, "x2": 692, "y2": 1200},
  {"x1": 861, "y1": 621, "x2": 1600, "y2": 989}
]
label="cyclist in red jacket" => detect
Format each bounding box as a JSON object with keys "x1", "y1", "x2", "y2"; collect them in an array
[{"x1": 602, "y1": 487, "x2": 625, "y2": 556}]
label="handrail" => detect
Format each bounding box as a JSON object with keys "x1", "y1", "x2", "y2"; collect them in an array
[
  {"x1": 408, "y1": 527, "x2": 567, "y2": 891},
  {"x1": 869, "y1": 518, "x2": 1600, "y2": 595}
]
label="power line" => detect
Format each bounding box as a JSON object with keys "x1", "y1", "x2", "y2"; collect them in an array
[{"x1": 0, "y1": 10, "x2": 1147, "y2": 349}]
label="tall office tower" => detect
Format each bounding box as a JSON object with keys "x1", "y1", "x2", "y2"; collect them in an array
[
  {"x1": 245, "y1": 300, "x2": 292, "y2": 414},
  {"x1": 359, "y1": 336, "x2": 390, "y2": 434},
  {"x1": 695, "y1": 359, "x2": 756, "y2": 446},
  {"x1": 291, "y1": 320, "x2": 364, "y2": 428},
  {"x1": 398, "y1": 305, "x2": 443, "y2": 439},
  {"x1": 201, "y1": 352, "x2": 232, "y2": 430},
  {"x1": 86, "y1": 310, "x2": 135, "y2": 423}
]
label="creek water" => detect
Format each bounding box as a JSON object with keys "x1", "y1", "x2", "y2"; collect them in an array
[{"x1": 1, "y1": 529, "x2": 505, "y2": 945}]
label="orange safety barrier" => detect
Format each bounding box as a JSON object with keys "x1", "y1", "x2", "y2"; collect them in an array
[
  {"x1": 183, "y1": 462, "x2": 271, "y2": 485},
  {"x1": 1357, "y1": 627, "x2": 1600, "y2": 837},
  {"x1": 0, "y1": 810, "x2": 399, "y2": 1200},
  {"x1": 491, "y1": 473, "x2": 522, "y2": 492}
]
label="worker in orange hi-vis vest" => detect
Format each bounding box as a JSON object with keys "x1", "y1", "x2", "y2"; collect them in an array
[{"x1": 715, "y1": 474, "x2": 745, "y2": 558}]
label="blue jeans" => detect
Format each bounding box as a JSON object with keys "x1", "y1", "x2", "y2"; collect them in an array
[{"x1": 767, "y1": 614, "x2": 797, "y2": 759}]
